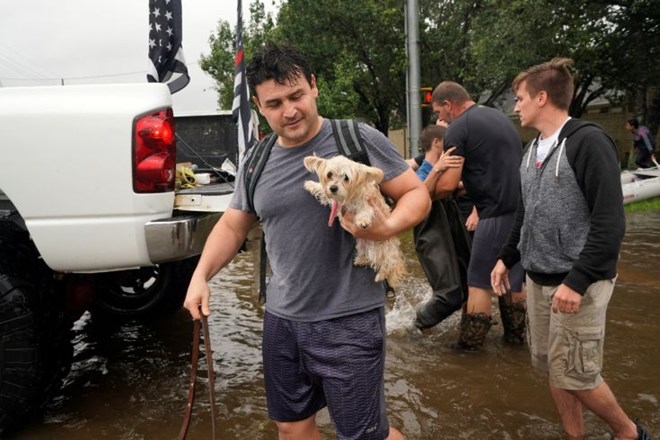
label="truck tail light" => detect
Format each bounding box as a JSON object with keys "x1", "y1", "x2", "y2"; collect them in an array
[{"x1": 133, "y1": 109, "x2": 176, "y2": 193}]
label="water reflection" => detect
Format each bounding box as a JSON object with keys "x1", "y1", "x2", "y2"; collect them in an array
[{"x1": 12, "y1": 212, "x2": 660, "y2": 439}]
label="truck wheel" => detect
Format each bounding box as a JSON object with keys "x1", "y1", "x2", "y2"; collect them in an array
[
  {"x1": 0, "y1": 226, "x2": 72, "y2": 434},
  {"x1": 92, "y1": 256, "x2": 199, "y2": 319}
]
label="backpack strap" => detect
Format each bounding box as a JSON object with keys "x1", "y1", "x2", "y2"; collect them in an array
[
  {"x1": 245, "y1": 120, "x2": 368, "y2": 213},
  {"x1": 331, "y1": 119, "x2": 370, "y2": 165},
  {"x1": 244, "y1": 133, "x2": 278, "y2": 213}
]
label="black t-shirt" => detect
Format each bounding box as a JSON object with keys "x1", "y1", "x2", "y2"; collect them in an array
[{"x1": 444, "y1": 105, "x2": 522, "y2": 219}]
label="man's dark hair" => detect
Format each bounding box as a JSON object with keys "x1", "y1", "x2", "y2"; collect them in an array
[
  {"x1": 628, "y1": 118, "x2": 640, "y2": 129},
  {"x1": 246, "y1": 43, "x2": 313, "y2": 97},
  {"x1": 420, "y1": 125, "x2": 446, "y2": 153}
]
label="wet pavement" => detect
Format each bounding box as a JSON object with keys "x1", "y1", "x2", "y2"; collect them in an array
[{"x1": 10, "y1": 212, "x2": 660, "y2": 439}]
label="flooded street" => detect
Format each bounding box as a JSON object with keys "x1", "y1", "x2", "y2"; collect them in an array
[{"x1": 11, "y1": 212, "x2": 660, "y2": 440}]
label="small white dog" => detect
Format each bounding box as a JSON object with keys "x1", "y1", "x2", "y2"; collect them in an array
[{"x1": 303, "y1": 155, "x2": 406, "y2": 287}]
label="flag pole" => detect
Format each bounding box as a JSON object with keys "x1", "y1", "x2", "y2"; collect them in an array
[
  {"x1": 405, "y1": 0, "x2": 421, "y2": 157},
  {"x1": 232, "y1": 0, "x2": 255, "y2": 166}
]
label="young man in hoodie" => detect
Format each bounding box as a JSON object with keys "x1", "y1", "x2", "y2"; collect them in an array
[{"x1": 491, "y1": 58, "x2": 651, "y2": 440}]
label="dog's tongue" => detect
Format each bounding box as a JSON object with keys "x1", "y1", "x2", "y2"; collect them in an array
[{"x1": 328, "y1": 200, "x2": 339, "y2": 227}]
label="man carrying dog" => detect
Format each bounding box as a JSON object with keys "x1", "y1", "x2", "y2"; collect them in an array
[
  {"x1": 491, "y1": 58, "x2": 651, "y2": 440},
  {"x1": 427, "y1": 81, "x2": 526, "y2": 350},
  {"x1": 183, "y1": 43, "x2": 429, "y2": 440}
]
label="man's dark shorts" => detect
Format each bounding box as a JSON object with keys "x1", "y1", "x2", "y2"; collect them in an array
[
  {"x1": 468, "y1": 212, "x2": 524, "y2": 292},
  {"x1": 263, "y1": 308, "x2": 389, "y2": 440}
]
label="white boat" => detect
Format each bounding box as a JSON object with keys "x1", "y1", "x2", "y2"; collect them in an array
[{"x1": 621, "y1": 167, "x2": 660, "y2": 205}]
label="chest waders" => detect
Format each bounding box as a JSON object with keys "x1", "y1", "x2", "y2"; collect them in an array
[{"x1": 413, "y1": 198, "x2": 471, "y2": 330}]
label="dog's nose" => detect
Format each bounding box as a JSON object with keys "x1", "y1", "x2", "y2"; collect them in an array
[{"x1": 329, "y1": 185, "x2": 338, "y2": 193}]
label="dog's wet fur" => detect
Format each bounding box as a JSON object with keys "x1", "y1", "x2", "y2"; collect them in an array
[{"x1": 303, "y1": 155, "x2": 406, "y2": 287}]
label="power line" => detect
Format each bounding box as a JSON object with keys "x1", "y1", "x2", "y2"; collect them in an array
[
  {"x1": 0, "y1": 61, "x2": 201, "y2": 82},
  {"x1": 0, "y1": 52, "x2": 49, "y2": 80},
  {"x1": 0, "y1": 42, "x2": 60, "y2": 79}
]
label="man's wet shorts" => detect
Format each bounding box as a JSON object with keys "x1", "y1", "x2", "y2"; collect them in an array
[
  {"x1": 468, "y1": 212, "x2": 524, "y2": 291},
  {"x1": 262, "y1": 307, "x2": 390, "y2": 440},
  {"x1": 526, "y1": 277, "x2": 615, "y2": 390}
]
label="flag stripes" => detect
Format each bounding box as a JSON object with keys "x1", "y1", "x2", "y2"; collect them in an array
[
  {"x1": 232, "y1": 0, "x2": 255, "y2": 162},
  {"x1": 147, "y1": 0, "x2": 190, "y2": 94}
]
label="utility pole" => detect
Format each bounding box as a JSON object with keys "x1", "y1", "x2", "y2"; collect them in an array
[{"x1": 405, "y1": 0, "x2": 421, "y2": 158}]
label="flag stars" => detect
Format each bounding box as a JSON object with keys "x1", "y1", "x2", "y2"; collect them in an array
[{"x1": 147, "y1": 0, "x2": 190, "y2": 93}]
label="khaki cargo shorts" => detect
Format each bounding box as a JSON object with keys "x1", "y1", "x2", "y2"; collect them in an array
[{"x1": 526, "y1": 276, "x2": 615, "y2": 390}]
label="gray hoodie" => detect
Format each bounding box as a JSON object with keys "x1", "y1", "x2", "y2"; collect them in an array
[{"x1": 499, "y1": 119, "x2": 625, "y2": 295}]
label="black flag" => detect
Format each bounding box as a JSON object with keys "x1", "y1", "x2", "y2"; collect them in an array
[
  {"x1": 147, "y1": 0, "x2": 190, "y2": 94},
  {"x1": 232, "y1": 0, "x2": 255, "y2": 161}
]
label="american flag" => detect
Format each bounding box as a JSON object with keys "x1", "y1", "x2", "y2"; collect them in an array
[
  {"x1": 147, "y1": 0, "x2": 190, "y2": 94},
  {"x1": 232, "y1": 0, "x2": 255, "y2": 162}
]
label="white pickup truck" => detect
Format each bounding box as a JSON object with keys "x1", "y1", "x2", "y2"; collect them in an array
[{"x1": 0, "y1": 83, "x2": 234, "y2": 432}]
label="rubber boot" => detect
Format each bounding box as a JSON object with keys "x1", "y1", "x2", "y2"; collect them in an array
[
  {"x1": 452, "y1": 312, "x2": 493, "y2": 351},
  {"x1": 498, "y1": 295, "x2": 527, "y2": 345}
]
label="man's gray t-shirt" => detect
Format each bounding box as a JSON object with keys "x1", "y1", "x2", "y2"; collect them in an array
[{"x1": 230, "y1": 119, "x2": 409, "y2": 322}]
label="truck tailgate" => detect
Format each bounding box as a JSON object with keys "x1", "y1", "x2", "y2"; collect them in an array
[{"x1": 174, "y1": 182, "x2": 235, "y2": 212}]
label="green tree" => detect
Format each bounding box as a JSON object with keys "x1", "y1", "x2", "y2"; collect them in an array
[
  {"x1": 199, "y1": 0, "x2": 275, "y2": 111},
  {"x1": 274, "y1": 0, "x2": 407, "y2": 134},
  {"x1": 601, "y1": 0, "x2": 660, "y2": 134},
  {"x1": 201, "y1": 0, "x2": 660, "y2": 135},
  {"x1": 420, "y1": 0, "x2": 615, "y2": 113}
]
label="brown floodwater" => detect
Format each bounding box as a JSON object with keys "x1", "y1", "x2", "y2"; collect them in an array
[{"x1": 10, "y1": 212, "x2": 660, "y2": 440}]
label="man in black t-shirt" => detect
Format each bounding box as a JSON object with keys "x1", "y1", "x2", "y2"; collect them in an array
[{"x1": 428, "y1": 81, "x2": 525, "y2": 350}]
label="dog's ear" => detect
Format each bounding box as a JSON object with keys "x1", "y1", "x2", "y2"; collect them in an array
[
  {"x1": 350, "y1": 163, "x2": 384, "y2": 188},
  {"x1": 303, "y1": 156, "x2": 324, "y2": 173},
  {"x1": 366, "y1": 166, "x2": 384, "y2": 184}
]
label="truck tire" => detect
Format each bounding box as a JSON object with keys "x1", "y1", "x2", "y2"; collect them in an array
[
  {"x1": 92, "y1": 256, "x2": 199, "y2": 319},
  {"x1": 0, "y1": 225, "x2": 72, "y2": 434}
]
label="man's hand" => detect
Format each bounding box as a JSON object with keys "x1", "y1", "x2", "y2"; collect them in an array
[
  {"x1": 183, "y1": 274, "x2": 211, "y2": 320},
  {"x1": 466, "y1": 206, "x2": 479, "y2": 232},
  {"x1": 433, "y1": 147, "x2": 463, "y2": 173},
  {"x1": 551, "y1": 284, "x2": 582, "y2": 314},
  {"x1": 490, "y1": 259, "x2": 510, "y2": 296},
  {"x1": 339, "y1": 199, "x2": 393, "y2": 241}
]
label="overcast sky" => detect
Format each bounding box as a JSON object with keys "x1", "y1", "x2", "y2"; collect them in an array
[{"x1": 0, "y1": 1, "x2": 279, "y2": 115}]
